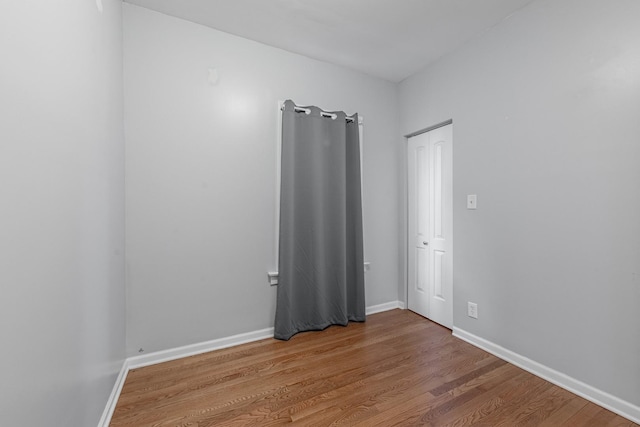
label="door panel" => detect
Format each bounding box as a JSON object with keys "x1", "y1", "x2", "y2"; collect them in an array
[
  {"x1": 408, "y1": 134, "x2": 430, "y2": 316},
  {"x1": 434, "y1": 250, "x2": 444, "y2": 299}
]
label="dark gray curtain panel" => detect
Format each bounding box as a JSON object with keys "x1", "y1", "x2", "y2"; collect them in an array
[{"x1": 274, "y1": 100, "x2": 365, "y2": 341}]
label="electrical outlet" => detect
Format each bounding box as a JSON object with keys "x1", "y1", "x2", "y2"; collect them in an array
[{"x1": 467, "y1": 302, "x2": 478, "y2": 319}]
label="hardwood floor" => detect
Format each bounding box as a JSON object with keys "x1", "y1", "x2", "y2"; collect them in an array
[{"x1": 111, "y1": 310, "x2": 636, "y2": 426}]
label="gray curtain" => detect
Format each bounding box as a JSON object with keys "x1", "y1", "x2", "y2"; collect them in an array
[{"x1": 274, "y1": 100, "x2": 365, "y2": 341}]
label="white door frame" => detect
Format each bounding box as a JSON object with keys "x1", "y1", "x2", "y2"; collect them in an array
[{"x1": 405, "y1": 119, "x2": 453, "y2": 327}]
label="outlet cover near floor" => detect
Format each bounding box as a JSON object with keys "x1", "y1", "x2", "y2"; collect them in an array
[{"x1": 467, "y1": 302, "x2": 478, "y2": 319}]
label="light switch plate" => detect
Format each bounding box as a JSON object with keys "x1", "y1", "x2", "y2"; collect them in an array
[{"x1": 467, "y1": 195, "x2": 477, "y2": 209}]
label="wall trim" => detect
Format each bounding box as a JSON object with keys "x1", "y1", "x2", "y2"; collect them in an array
[
  {"x1": 366, "y1": 300, "x2": 405, "y2": 315},
  {"x1": 127, "y1": 327, "x2": 275, "y2": 370},
  {"x1": 97, "y1": 359, "x2": 129, "y2": 427},
  {"x1": 453, "y1": 328, "x2": 640, "y2": 424},
  {"x1": 98, "y1": 300, "x2": 404, "y2": 426}
]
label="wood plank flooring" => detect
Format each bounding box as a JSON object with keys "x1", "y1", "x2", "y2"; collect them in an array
[{"x1": 110, "y1": 310, "x2": 637, "y2": 426}]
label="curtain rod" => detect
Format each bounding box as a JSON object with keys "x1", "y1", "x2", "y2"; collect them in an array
[{"x1": 280, "y1": 103, "x2": 358, "y2": 123}]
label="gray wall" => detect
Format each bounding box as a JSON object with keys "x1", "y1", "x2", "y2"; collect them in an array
[
  {"x1": 399, "y1": 0, "x2": 640, "y2": 406},
  {"x1": 0, "y1": 1, "x2": 126, "y2": 426},
  {"x1": 4, "y1": 0, "x2": 635, "y2": 422},
  {"x1": 124, "y1": 4, "x2": 402, "y2": 355}
]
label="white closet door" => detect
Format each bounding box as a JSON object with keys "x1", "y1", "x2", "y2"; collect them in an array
[{"x1": 407, "y1": 124, "x2": 453, "y2": 328}]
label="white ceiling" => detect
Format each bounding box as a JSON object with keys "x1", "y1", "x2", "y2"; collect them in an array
[{"x1": 124, "y1": 0, "x2": 536, "y2": 82}]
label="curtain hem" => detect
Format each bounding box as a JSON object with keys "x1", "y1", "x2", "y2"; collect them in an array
[{"x1": 274, "y1": 316, "x2": 366, "y2": 341}]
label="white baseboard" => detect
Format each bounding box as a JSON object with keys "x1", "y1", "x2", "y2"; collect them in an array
[
  {"x1": 98, "y1": 300, "x2": 404, "y2": 426},
  {"x1": 127, "y1": 327, "x2": 275, "y2": 370},
  {"x1": 97, "y1": 359, "x2": 129, "y2": 427},
  {"x1": 366, "y1": 300, "x2": 405, "y2": 315},
  {"x1": 453, "y1": 327, "x2": 640, "y2": 424}
]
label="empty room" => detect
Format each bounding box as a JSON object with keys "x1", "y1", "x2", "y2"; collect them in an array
[{"x1": 1, "y1": 0, "x2": 639, "y2": 425}]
